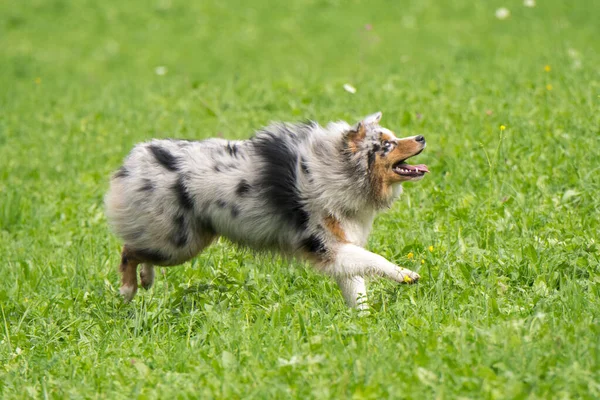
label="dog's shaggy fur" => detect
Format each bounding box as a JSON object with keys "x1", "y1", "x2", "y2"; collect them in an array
[{"x1": 105, "y1": 112, "x2": 428, "y2": 309}]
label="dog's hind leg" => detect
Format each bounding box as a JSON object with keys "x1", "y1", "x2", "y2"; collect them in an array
[
  {"x1": 140, "y1": 263, "x2": 155, "y2": 290},
  {"x1": 335, "y1": 276, "x2": 368, "y2": 311},
  {"x1": 119, "y1": 246, "x2": 139, "y2": 302}
]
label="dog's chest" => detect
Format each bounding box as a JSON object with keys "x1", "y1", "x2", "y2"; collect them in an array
[{"x1": 339, "y1": 212, "x2": 376, "y2": 247}]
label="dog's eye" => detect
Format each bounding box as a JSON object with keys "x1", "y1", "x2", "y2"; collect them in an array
[{"x1": 382, "y1": 140, "x2": 392, "y2": 150}]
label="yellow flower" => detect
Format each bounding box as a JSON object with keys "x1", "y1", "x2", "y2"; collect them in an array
[
  {"x1": 428, "y1": 245, "x2": 434, "y2": 252},
  {"x1": 544, "y1": 65, "x2": 551, "y2": 72},
  {"x1": 403, "y1": 275, "x2": 412, "y2": 283},
  {"x1": 34, "y1": 77, "x2": 41, "y2": 84},
  {"x1": 421, "y1": 259, "x2": 425, "y2": 264},
  {"x1": 546, "y1": 84, "x2": 553, "y2": 91},
  {"x1": 407, "y1": 252, "x2": 414, "y2": 259},
  {"x1": 500, "y1": 125, "x2": 506, "y2": 131}
]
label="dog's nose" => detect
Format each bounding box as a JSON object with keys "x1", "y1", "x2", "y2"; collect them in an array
[{"x1": 415, "y1": 135, "x2": 425, "y2": 143}]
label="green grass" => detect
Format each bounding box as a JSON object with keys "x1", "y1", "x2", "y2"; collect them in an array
[{"x1": 1, "y1": 0, "x2": 599, "y2": 398}]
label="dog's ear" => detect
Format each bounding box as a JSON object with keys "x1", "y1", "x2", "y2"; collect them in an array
[
  {"x1": 346, "y1": 112, "x2": 383, "y2": 145},
  {"x1": 362, "y1": 111, "x2": 382, "y2": 126},
  {"x1": 346, "y1": 123, "x2": 367, "y2": 145}
]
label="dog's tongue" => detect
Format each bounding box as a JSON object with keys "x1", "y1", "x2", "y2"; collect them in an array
[{"x1": 406, "y1": 164, "x2": 429, "y2": 173}]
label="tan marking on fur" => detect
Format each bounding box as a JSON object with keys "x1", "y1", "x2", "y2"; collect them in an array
[
  {"x1": 370, "y1": 156, "x2": 391, "y2": 201},
  {"x1": 324, "y1": 215, "x2": 348, "y2": 243},
  {"x1": 302, "y1": 216, "x2": 348, "y2": 267},
  {"x1": 347, "y1": 141, "x2": 358, "y2": 153},
  {"x1": 369, "y1": 136, "x2": 424, "y2": 201},
  {"x1": 119, "y1": 246, "x2": 139, "y2": 301},
  {"x1": 346, "y1": 124, "x2": 367, "y2": 153},
  {"x1": 380, "y1": 132, "x2": 395, "y2": 142},
  {"x1": 387, "y1": 138, "x2": 423, "y2": 182}
]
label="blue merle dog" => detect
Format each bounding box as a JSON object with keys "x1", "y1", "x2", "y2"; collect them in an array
[{"x1": 105, "y1": 112, "x2": 429, "y2": 309}]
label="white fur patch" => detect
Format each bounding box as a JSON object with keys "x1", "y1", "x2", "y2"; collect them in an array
[{"x1": 119, "y1": 285, "x2": 136, "y2": 302}]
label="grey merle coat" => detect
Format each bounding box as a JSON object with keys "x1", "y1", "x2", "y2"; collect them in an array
[{"x1": 105, "y1": 112, "x2": 429, "y2": 309}]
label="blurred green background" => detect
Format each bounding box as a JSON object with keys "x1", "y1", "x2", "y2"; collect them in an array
[{"x1": 2, "y1": 0, "x2": 597, "y2": 81}]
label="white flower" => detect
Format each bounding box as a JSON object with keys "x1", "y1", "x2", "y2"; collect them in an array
[
  {"x1": 567, "y1": 48, "x2": 583, "y2": 69},
  {"x1": 278, "y1": 356, "x2": 301, "y2": 366},
  {"x1": 343, "y1": 83, "x2": 357, "y2": 94},
  {"x1": 495, "y1": 8, "x2": 510, "y2": 20},
  {"x1": 154, "y1": 66, "x2": 168, "y2": 76},
  {"x1": 278, "y1": 354, "x2": 324, "y2": 367},
  {"x1": 567, "y1": 48, "x2": 579, "y2": 59},
  {"x1": 12, "y1": 347, "x2": 23, "y2": 358},
  {"x1": 524, "y1": 0, "x2": 535, "y2": 7}
]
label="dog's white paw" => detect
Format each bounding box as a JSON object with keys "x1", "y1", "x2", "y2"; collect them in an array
[
  {"x1": 356, "y1": 300, "x2": 370, "y2": 316},
  {"x1": 399, "y1": 269, "x2": 420, "y2": 284},
  {"x1": 119, "y1": 285, "x2": 136, "y2": 302}
]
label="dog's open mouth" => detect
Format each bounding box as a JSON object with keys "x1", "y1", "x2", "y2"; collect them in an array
[{"x1": 392, "y1": 161, "x2": 430, "y2": 177}]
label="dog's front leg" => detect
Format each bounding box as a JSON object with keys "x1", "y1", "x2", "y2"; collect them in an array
[
  {"x1": 335, "y1": 276, "x2": 368, "y2": 310},
  {"x1": 326, "y1": 244, "x2": 420, "y2": 307}
]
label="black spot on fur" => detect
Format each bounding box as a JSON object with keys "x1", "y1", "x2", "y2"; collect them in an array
[
  {"x1": 173, "y1": 177, "x2": 194, "y2": 210},
  {"x1": 196, "y1": 215, "x2": 215, "y2": 235},
  {"x1": 231, "y1": 205, "x2": 240, "y2": 218},
  {"x1": 214, "y1": 165, "x2": 221, "y2": 172},
  {"x1": 133, "y1": 248, "x2": 169, "y2": 264},
  {"x1": 252, "y1": 133, "x2": 309, "y2": 230},
  {"x1": 114, "y1": 166, "x2": 128, "y2": 179},
  {"x1": 149, "y1": 145, "x2": 179, "y2": 172},
  {"x1": 236, "y1": 180, "x2": 251, "y2": 196},
  {"x1": 138, "y1": 179, "x2": 154, "y2": 192},
  {"x1": 171, "y1": 215, "x2": 188, "y2": 248},
  {"x1": 121, "y1": 252, "x2": 128, "y2": 265},
  {"x1": 300, "y1": 158, "x2": 310, "y2": 175},
  {"x1": 216, "y1": 200, "x2": 227, "y2": 208},
  {"x1": 367, "y1": 150, "x2": 376, "y2": 169},
  {"x1": 226, "y1": 142, "x2": 239, "y2": 157},
  {"x1": 302, "y1": 235, "x2": 327, "y2": 254}
]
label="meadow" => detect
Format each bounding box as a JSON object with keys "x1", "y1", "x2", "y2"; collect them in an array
[{"x1": 1, "y1": 0, "x2": 599, "y2": 398}]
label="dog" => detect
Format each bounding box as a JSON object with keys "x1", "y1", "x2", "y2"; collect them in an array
[{"x1": 105, "y1": 112, "x2": 428, "y2": 309}]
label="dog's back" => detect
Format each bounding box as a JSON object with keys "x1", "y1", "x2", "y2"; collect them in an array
[{"x1": 105, "y1": 125, "x2": 321, "y2": 267}]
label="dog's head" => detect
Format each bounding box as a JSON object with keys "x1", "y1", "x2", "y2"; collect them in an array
[{"x1": 344, "y1": 112, "x2": 428, "y2": 202}]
